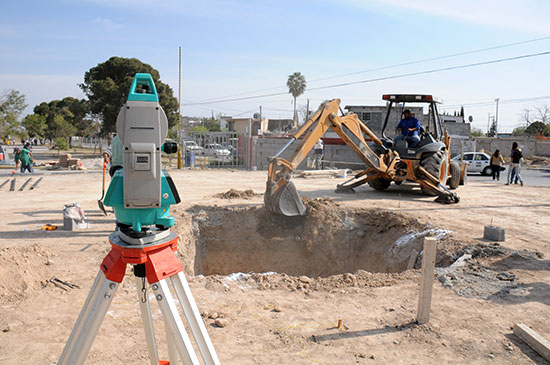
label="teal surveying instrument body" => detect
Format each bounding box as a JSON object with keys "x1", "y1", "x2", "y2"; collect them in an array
[
  {"x1": 59, "y1": 74, "x2": 220, "y2": 364},
  {"x1": 104, "y1": 73, "x2": 180, "y2": 242}
]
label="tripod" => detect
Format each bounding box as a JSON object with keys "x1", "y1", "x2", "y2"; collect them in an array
[{"x1": 59, "y1": 231, "x2": 220, "y2": 365}]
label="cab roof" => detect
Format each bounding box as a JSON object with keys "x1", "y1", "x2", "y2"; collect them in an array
[{"x1": 382, "y1": 94, "x2": 442, "y2": 104}]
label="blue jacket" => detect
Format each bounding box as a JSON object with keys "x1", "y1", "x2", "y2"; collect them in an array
[{"x1": 397, "y1": 117, "x2": 421, "y2": 136}]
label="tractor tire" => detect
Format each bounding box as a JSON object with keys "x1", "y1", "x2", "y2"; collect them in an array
[
  {"x1": 448, "y1": 161, "x2": 460, "y2": 189},
  {"x1": 368, "y1": 178, "x2": 391, "y2": 191},
  {"x1": 420, "y1": 150, "x2": 448, "y2": 196}
]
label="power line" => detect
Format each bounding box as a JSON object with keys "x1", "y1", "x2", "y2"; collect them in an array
[
  {"x1": 189, "y1": 36, "x2": 550, "y2": 104},
  {"x1": 185, "y1": 50, "x2": 550, "y2": 105},
  {"x1": 442, "y1": 95, "x2": 550, "y2": 109}
]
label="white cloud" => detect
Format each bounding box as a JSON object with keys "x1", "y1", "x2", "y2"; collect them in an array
[
  {"x1": 94, "y1": 17, "x2": 124, "y2": 30},
  {"x1": 342, "y1": 0, "x2": 550, "y2": 34}
]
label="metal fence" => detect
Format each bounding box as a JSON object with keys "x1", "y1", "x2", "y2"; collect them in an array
[{"x1": 182, "y1": 131, "x2": 250, "y2": 168}]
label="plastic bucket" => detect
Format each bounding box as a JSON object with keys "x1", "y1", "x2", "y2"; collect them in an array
[{"x1": 185, "y1": 152, "x2": 195, "y2": 167}]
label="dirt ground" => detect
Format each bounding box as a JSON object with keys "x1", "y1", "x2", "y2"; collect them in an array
[{"x1": 1, "y1": 167, "x2": 549, "y2": 364}]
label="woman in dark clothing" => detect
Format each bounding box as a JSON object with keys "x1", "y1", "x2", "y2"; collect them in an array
[{"x1": 490, "y1": 149, "x2": 505, "y2": 181}]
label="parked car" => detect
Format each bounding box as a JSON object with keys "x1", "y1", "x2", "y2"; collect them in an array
[
  {"x1": 184, "y1": 140, "x2": 204, "y2": 155},
  {"x1": 204, "y1": 143, "x2": 231, "y2": 157},
  {"x1": 451, "y1": 152, "x2": 505, "y2": 176}
]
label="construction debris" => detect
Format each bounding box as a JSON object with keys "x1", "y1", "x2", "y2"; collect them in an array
[
  {"x1": 29, "y1": 177, "x2": 43, "y2": 190},
  {"x1": 514, "y1": 323, "x2": 550, "y2": 362},
  {"x1": 9, "y1": 178, "x2": 16, "y2": 191},
  {"x1": 18, "y1": 177, "x2": 32, "y2": 191},
  {"x1": 42, "y1": 277, "x2": 80, "y2": 291}
]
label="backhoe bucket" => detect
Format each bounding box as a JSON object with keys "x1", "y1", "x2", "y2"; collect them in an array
[{"x1": 265, "y1": 180, "x2": 307, "y2": 217}]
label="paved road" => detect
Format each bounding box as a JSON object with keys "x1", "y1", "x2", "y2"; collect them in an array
[{"x1": 467, "y1": 168, "x2": 550, "y2": 187}]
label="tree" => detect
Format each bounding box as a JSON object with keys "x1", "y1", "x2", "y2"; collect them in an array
[
  {"x1": 33, "y1": 97, "x2": 91, "y2": 140},
  {"x1": 470, "y1": 128, "x2": 484, "y2": 137},
  {"x1": 80, "y1": 57, "x2": 178, "y2": 135},
  {"x1": 287, "y1": 72, "x2": 306, "y2": 127},
  {"x1": 460, "y1": 106, "x2": 464, "y2": 118},
  {"x1": 21, "y1": 114, "x2": 47, "y2": 138},
  {"x1": 525, "y1": 121, "x2": 550, "y2": 135},
  {"x1": 512, "y1": 126, "x2": 526, "y2": 136},
  {"x1": 0, "y1": 89, "x2": 27, "y2": 138}
]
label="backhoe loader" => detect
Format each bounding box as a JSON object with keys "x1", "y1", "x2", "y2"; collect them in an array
[{"x1": 264, "y1": 95, "x2": 465, "y2": 216}]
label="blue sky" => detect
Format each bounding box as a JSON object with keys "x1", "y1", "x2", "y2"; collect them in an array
[{"x1": 1, "y1": 0, "x2": 550, "y2": 132}]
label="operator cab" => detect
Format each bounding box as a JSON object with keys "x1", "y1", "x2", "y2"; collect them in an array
[{"x1": 379, "y1": 94, "x2": 445, "y2": 160}]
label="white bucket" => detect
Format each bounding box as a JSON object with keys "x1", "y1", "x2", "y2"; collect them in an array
[{"x1": 336, "y1": 169, "x2": 347, "y2": 178}]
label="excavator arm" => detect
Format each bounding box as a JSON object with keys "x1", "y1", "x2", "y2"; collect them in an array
[{"x1": 264, "y1": 99, "x2": 399, "y2": 216}]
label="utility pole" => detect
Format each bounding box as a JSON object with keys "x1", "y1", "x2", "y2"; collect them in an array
[
  {"x1": 306, "y1": 99, "x2": 310, "y2": 122},
  {"x1": 494, "y1": 98, "x2": 500, "y2": 137},
  {"x1": 177, "y1": 46, "x2": 183, "y2": 169},
  {"x1": 259, "y1": 105, "x2": 262, "y2": 122},
  {"x1": 487, "y1": 113, "x2": 491, "y2": 136}
]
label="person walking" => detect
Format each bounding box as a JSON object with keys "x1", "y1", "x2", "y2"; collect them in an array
[
  {"x1": 507, "y1": 142, "x2": 524, "y2": 186},
  {"x1": 489, "y1": 149, "x2": 505, "y2": 181},
  {"x1": 16, "y1": 143, "x2": 34, "y2": 173},
  {"x1": 313, "y1": 139, "x2": 324, "y2": 170}
]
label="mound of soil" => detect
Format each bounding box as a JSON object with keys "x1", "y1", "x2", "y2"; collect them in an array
[{"x1": 215, "y1": 189, "x2": 257, "y2": 199}]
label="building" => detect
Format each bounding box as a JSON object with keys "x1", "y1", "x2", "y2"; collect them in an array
[
  {"x1": 344, "y1": 105, "x2": 470, "y2": 138},
  {"x1": 226, "y1": 117, "x2": 269, "y2": 135},
  {"x1": 267, "y1": 119, "x2": 294, "y2": 133},
  {"x1": 344, "y1": 105, "x2": 424, "y2": 136},
  {"x1": 219, "y1": 115, "x2": 232, "y2": 131}
]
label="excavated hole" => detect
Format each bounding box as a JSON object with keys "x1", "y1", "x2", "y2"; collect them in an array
[{"x1": 175, "y1": 198, "x2": 454, "y2": 278}]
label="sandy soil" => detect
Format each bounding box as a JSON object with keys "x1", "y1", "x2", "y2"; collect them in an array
[{"x1": 0, "y1": 167, "x2": 549, "y2": 364}]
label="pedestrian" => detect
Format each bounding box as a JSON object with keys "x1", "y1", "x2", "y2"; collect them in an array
[
  {"x1": 507, "y1": 142, "x2": 524, "y2": 186},
  {"x1": 489, "y1": 149, "x2": 505, "y2": 181},
  {"x1": 313, "y1": 139, "x2": 324, "y2": 170},
  {"x1": 13, "y1": 147, "x2": 21, "y2": 169},
  {"x1": 16, "y1": 143, "x2": 34, "y2": 173}
]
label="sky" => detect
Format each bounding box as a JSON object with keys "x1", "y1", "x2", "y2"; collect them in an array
[{"x1": 1, "y1": 0, "x2": 550, "y2": 133}]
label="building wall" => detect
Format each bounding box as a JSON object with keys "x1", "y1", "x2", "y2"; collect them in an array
[{"x1": 473, "y1": 137, "x2": 550, "y2": 157}]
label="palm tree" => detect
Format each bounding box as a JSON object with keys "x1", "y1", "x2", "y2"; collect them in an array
[{"x1": 287, "y1": 72, "x2": 306, "y2": 128}]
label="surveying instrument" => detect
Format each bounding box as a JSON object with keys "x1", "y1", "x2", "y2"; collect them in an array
[{"x1": 59, "y1": 74, "x2": 220, "y2": 365}]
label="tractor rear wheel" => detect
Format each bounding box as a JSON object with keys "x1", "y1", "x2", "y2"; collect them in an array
[
  {"x1": 368, "y1": 177, "x2": 391, "y2": 191},
  {"x1": 420, "y1": 150, "x2": 448, "y2": 195},
  {"x1": 448, "y1": 160, "x2": 460, "y2": 189}
]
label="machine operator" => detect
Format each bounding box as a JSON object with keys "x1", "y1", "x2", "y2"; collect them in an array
[{"x1": 395, "y1": 109, "x2": 421, "y2": 147}]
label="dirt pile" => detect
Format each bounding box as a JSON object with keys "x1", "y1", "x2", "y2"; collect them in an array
[
  {"x1": 0, "y1": 244, "x2": 55, "y2": 304},
  {"x1": 177, "y1": 198, "x2": 456, "y2": 277},
  {"x1": 215, "y1": 189, "x2": 257, "y2": 199}
]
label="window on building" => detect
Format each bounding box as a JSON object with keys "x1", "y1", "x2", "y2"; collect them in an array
[{"x1": 361, "y1": 112, "x2": 371, "y2": 121}]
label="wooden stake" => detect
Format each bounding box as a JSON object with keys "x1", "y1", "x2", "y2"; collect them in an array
[
  {"x1": 407, "y1": 249, "x2": 419, "y2": 270},
  {"x1": 417, "y1": 237, "x2": 437, "y2": 324},
  {"x1": 514, "y1": 323, "x2": 550, "y2": 362}
]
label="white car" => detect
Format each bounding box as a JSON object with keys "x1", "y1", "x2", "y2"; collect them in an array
[
  {"x1": 452, "y1": 152, "x2": 504, "y2": 176},
  {"x1": 204, "y1": 143, "x2": 231, "y2": 157},
  {"x1": 184, "y1": 141, "x2": 204, "y2": 154}
]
